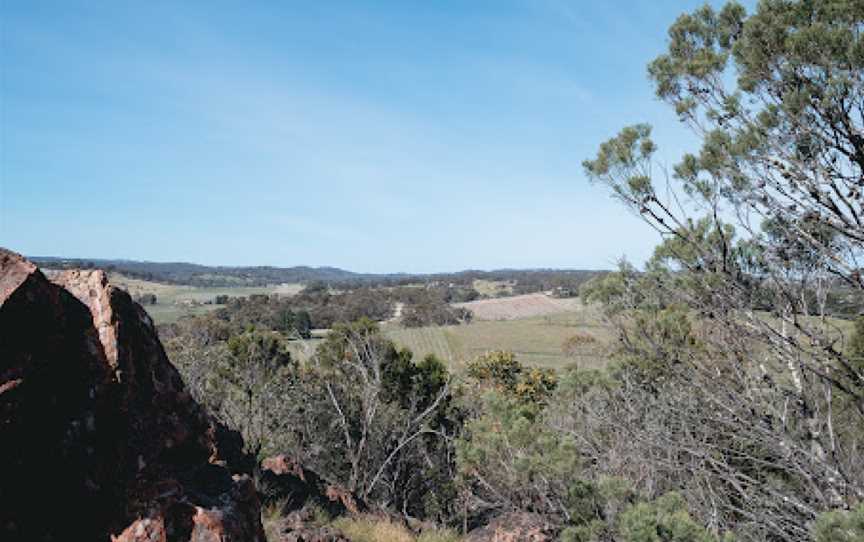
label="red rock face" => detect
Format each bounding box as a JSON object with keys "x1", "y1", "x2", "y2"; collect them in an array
[
  {"x1": 260, "y1": 455, "x2": 366, "y2": 518},
  {"x1": 0, "y1": 249, "x2": 264, "y2": 542}
]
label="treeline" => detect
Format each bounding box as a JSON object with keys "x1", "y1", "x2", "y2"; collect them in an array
[
  {"x1": 158, "y1": 283, "x2": 473, "y2": 342},
  {"x1": 32, "y1": 255, "x2": 603, "y2": 292}
]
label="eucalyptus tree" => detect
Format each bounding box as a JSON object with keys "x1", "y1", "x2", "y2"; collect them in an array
[{"x1": 582, "y1": 1, "x2": 864, "y2": 539}]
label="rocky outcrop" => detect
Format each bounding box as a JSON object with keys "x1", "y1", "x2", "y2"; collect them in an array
[
  {"x1": 0, "y1": 249, "x2": 264, "y2": 542},
  {"x1": 261, "y1": 455, "x2": 366, "y2": 518},
  {"x1": 260, "y1": 455, "x2": 365, "y2": 542},
  {"x1": 464, "y1": 512, "x2": 556, "y2": 542}
]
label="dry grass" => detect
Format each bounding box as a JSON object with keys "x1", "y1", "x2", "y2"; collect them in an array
[
  {"x1": 331, "y1": 517, "x2": 415, "y2": 542},
  {"x1": 417, "y1": 529, "x2": 463, "y2": 542},
  {"x1": 331, "y1": 516, "x2": 461, "y2": 542},
  {"x1": 254, "y1": 304, "x2": 614, "y2": 372},
  {"x1": 261, "y1": 499, "x2": 288, "y2": 542},
  {"x1": 384, "y1": 306, "x2": 614, "y2": 370}
]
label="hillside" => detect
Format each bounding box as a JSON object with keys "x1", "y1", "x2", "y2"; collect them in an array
[
  {"x1": 33, "y1": 256, "x2": 371, "y2": 287},
  {"x1": 32, "y1": 256, "x2": 604, "y2": 290}
]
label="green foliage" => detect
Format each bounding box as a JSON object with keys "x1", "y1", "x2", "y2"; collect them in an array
[
  {"x1": 167, "y1": 328, "x2": 295, "y2": 459},
  {"x1": 226, "y1": 330, "x2": 292, "y2": 369},
  {"x1": 560, "y1": 521, "x2": 607, "y2": 542},
  {"x1": 848, "y1": 317, "x2": 864, "y2": 374},
  {"x1": 553, "y1": 366, "x2": 617, "y2": 402},
  {"x1": 456, "y1": 390, "x2": 582, "y2": 520},
  {"x1": 638, "y1": 0, "x2": 864, "y2": 237},
  {"x1": 647, "y1": 217, "x2": 736, "y2": 274},
  {"x1": 585, "y1": 271, "x2": 701, "y2": 377},
  {"x1": 760, "y1": 216, "x2": 837, "y2": 275},
  {"x1": 584, "y1": 0, "x2": 864, "y2": 307},
  {"x1": 413, "y1": 354, "x2": 450, "y2": 408},
  {"x1": 582, "y1": 124, "x2": 656, "y2": 205},
  {"x1": 579, "y1": 261, "x2": 644, "y2": 314},
  {"x1": 273, "y1": 308, "x2": 312, "y2": 338},
  {"x1": 515, "y1": 367, "x2": 558, "y2": 404},
  {"x1": 812, "y1": 503, "x2": 864, "y2": 542},
  {"x1": 210, "y1": 287, "x2": 393, "y2": 333},
  {"x1": 399, "y1": 287, "x2": 473, "y2": 327},
  {"x1": 617, "y1": 493, "x2": 724, "y2": 542},
  {"x1": 466, "y1": 350, "x2": 523, "y2": 390},
  {"x1": 300, "y1": 320, "x2": 462, "y2": 522},
  {"x1": 315, "y1": 318, "x2": 449, "y2": 408},
  {"x1": 630, "y1": 305, "x2": 698, "y2": 358},
  {"x1": 314, "y1": 317, "x2": 382, "y2": 366},
  {"x1": 466, "y1": 350, "x2": 557, "y2": 404}
]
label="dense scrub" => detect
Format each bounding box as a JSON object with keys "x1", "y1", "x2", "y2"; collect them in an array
[
  {"x1": 167, "y1": 319, "x2": 462, "y2": 522},
  {"x1": 172, "y1": 311, "x2": 846, "y2": 540},
  {"x1": 167, "y1": 306, "x2": 864, "y2": 541}
]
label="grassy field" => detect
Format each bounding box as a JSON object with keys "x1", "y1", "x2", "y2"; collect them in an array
[
  {"x1": 280, "y1": 295, "x2": 614, "y2": 371},
  {"x1": 471, "y1": 279, "x2": 514, "y2": 298},
  {"x1": 108, "y1": 273, "x2": 302, "y2": 324},
  {"x1": 286, "y1": 310, "x2": 614, "y2": 371},
  {"x1": 381, "y1": 306, "x2": 855, "y2": 373},
  {"x1": 384, "y1": 305, "x2": 614, "y2": 370}
]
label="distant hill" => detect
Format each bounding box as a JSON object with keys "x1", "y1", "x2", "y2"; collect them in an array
[
  {"x1": 31, "y1": 256, "x2": 374, "y2": 287},
  {"x1": 31, "y1": 256, "x2": 604, "y2": 290}
]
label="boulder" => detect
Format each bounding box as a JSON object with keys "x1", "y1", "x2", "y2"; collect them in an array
[{"x1": 0, "y1": 248, "x2": 264, "y2": 542}]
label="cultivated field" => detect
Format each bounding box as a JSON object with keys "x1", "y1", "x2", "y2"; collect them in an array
[
  {"x1": 383, "y1": 305, "x2": 613, "y2": 370},
  {"x1": 455, "y1": 293, "x2": 584, "y2": 321}
]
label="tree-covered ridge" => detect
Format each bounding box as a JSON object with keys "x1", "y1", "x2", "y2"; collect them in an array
[{"x1": 33, "y1": 255, "x2": 602, "y2": 291}]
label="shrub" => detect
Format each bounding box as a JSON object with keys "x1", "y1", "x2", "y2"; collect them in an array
[
  {"x1": 466, "y1": 351, "x2": 556, "y2": 404},
  {"x1": 616, "y1": 493, "x2": 723, "y2": 542},
  {"x1": 812, "y1": 503, "x2": 864, "y2": 542}
]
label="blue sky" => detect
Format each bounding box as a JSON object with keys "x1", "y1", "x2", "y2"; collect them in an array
[{"x1": 2, "y1": 1, "x2": 728, "y2": 273}]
